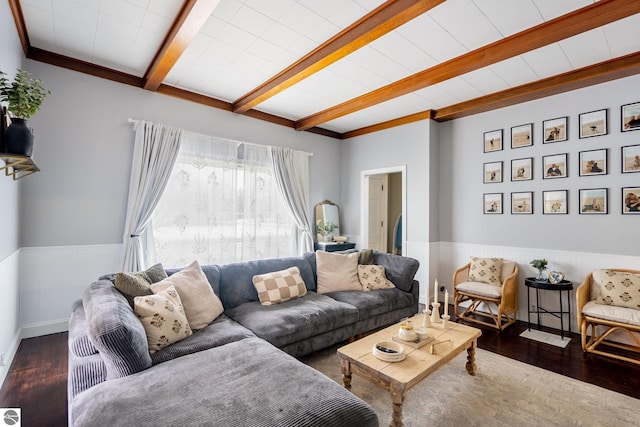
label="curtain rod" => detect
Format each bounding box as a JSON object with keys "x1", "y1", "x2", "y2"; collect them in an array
[{"x1": 127, "y1": 118, "x2": 313, "y2": 156}]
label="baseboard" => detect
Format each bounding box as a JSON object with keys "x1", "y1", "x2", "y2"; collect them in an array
[
  {"x1": 0, "y1": 328, "x2": 21, "y2": 390},
  {"x1": 21, "y1": 319, "x2": 69, "y2": 339}
]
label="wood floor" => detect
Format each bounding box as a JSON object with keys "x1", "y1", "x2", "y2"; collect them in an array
[{"x1": 2, "y1": 313, "x2": 640, "y2": 427}]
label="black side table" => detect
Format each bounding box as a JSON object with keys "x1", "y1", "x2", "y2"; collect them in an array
[
  {"x1": 525, "y1": 277, "x2": 573, "y2": 339},
  {"x1": 314, "y1": 242, "x2": 356, "y2": 252}
]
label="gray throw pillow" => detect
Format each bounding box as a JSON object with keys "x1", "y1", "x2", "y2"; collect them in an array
[
  {"x1": 358, "y1": 249, "x2": 374, "y2": 265},
  {"x1": 114, "y1": 263, "x2": 168, "y2": 307}
]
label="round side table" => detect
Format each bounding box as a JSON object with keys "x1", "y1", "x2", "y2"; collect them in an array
[{"x1": 525, "y1": 277, "x2": 573, "y2": 339}]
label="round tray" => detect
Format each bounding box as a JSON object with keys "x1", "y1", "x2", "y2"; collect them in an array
[{"x1": 372, "y1": 341, "x2": 406, "y2": 362}]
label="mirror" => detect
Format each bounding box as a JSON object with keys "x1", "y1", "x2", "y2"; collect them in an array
[{"x1": 314, "y1": 200, "x2": 340, "y2": 241}]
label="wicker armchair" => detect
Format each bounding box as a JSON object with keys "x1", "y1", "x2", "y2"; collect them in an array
[
  {"x1": 577, "y1": 269, "x2": 640, "y2": 365},
  {"x1": 453, "y1": 260, "x2": 519, "y2": 330}
]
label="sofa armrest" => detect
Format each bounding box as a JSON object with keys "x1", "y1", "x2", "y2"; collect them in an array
[
  {"x1": 501, "y1": 265, "x2": 519, "y2": 311},
  {"x1": 453, "y1": 263, "x2": 470, "y2": 288},
  {"x1": 409, "y1": 279, "x2": 419, "y2": 313}
]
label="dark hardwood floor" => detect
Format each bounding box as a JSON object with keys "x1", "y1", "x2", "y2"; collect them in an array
[{"x1": 2, "y1": 309, "x2": 639, "y2": 427}]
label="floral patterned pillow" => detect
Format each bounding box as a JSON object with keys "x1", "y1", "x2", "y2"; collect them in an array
[
  {"x1": 358, "y1": 265, "x2": 395, "y2": 291},
  {"x1": 468, "y1": 257, "x2": 503, "y2": 286},
  {"x1": 593, "y1": 270, "x2": 640, "y2": 310},
  {"x1": 134, "y1": 285, "x2": 192, "y2": 354}
]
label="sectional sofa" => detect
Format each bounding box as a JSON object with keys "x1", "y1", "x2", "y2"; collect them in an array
[{"x1": 67, "y1": 250, "x2": 420, "y2": 426}]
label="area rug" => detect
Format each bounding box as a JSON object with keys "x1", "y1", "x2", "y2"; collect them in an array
[
  {"x1": 301, "y1": 345, "x2": 636, "y2": 427},
  {"x1": 519, "y1": 329, "x2": 571, "y2": 348}
]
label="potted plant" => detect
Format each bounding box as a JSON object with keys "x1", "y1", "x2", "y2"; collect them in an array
[
  {"x1": 0, "y1": 69, "x2": 50, "y2": 156},
  {"x1": 530, "y1": 259, "x2": 548, "y2": 281},
  {"x1": 316, "y1": 221, "x2": 338, "y2": 242}
]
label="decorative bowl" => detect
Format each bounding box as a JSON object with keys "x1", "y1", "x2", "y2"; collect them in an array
[
  {"x1": 332, "y1": 235, "x2": 348, "y2": 243},
  {"x1": 372, "y1": 341, "x2": 406, "y2": 362}
]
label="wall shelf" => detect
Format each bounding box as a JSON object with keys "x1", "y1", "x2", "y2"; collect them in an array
[{"x1": 0, "y1": 153, "x2": 40, "y2": 180}]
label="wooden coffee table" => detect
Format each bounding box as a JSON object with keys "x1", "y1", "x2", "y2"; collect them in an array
[{"x1": 338, "y1": 314, "x2": 482, "y2": 427}]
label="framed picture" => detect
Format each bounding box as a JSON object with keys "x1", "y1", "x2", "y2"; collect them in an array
[
  {"x1": 542, "y1": 153, "x2": 568, "y2": 179},
  {"x1": 622, "y1": 187, "x2": 640, "y2": 214},
  {"x1": 483, "y1": 193, "x2": 503, "y2": 214},
  {"x1": 511, "y1": 192, "x2": 533, "y2": 214},
  {"x1": 621, "y1": 144, "x2": 640, "y2": 173},
  {"x1": 542, "y1": 117, "x2": 567, "y2": 143},
  {"x1": 621, "y1": 102, "x2": 640, "y2": 132},
  {"x1": 511, "y1": 123, "x2": 533, "y2": 148},
  {"x1": 579, "y1": 188, "x2": 608, "y2": 214},
  {"x1": 484, "y1": 129, "x2": 503, "y2": 153},
  {"x1": 483, "y1": 161, "x2": 503, "y2": 183},
  {"x1": 579, "y1": 109, "x2": 608, "y2": 138},
  {"x1": 511, "y1": 157, "x2": 533, "y2": 181},
  {"x1": 579, "y1": 149, "x2": 607, "y2": 176},
  {"x1": 543, "y1": 190, "x2": 568, "y2": 214}
]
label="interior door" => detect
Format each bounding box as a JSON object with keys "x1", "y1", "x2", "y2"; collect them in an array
[{"x1": 368, "y1": 174, "x2": 388, "y2": 251}]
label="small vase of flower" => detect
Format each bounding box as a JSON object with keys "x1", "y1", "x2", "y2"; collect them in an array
[{"x1": 530, "y1": 259, "x2": 548, "y2": 281}]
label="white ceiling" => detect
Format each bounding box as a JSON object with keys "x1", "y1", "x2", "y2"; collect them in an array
[{"x1": 15, "y1": 0, "x2": 640, "y2": 135}]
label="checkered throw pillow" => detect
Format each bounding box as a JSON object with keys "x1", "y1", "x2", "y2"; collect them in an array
[{"x1": 252, "y1": 267, "x2": 307, "y2": 305}]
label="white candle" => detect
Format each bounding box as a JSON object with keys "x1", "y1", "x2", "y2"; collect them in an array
[
  {"x1": 434, "y1": 279, "x2": 438, "y2": 304},
  {"x1": 444, "y1": 290, "x2": 449, "y2": 316}
]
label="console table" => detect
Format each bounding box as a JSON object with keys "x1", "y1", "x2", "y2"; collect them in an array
[
  {"x1": 314, "y1": 242, "x2": 356, "y2": 252},
  {"x1": 525, "y1": 277, "x2": 573, "y2": 339}
]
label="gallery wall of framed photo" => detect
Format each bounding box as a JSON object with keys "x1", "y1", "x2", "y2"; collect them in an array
[{"x1": 481, "y1": 100, "x2": 640, "y2": 216}]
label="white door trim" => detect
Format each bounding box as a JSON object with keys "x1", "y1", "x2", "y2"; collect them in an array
[{"x1": 360, "y1": 165, "x2": 407, "y2": 255}]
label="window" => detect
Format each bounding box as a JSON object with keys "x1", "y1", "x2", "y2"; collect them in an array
[{"x1": 148, "y1": 132, "x2": 296, "y2": 268}]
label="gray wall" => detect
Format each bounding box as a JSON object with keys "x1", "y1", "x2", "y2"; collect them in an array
[
  {"x1": 438, "y1": 73, "x2": 640, "y2": 256},
  {"x1": 21, "y1": 60, "x2": 342, "y2": 248}
]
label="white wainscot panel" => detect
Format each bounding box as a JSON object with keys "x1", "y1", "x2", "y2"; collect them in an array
[
  {"x1": 405, "y1": 241, "x2": 430, "y2": 305},
  {"x1": 0, "y1": 250, "x2": 21, "y2": 387}
]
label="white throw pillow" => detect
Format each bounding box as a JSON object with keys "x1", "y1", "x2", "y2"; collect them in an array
[
  {"x1": 151, "y1": 260, "x2": 223, "y2": 330},
  {"x1": 358, "y1": 265, "x2": 395, "y2": 291},
  {"x1": 134, "y1": 286, "x2": 192, "y2": 354},
  {"x1": 316, "y1": 251, "x2": 362, "y2": 294},
  {"x1": 253, "y1": 266, "x2": 307, "y2": 305},
  {"x1": 593, "y1": 269, "x2": 640, "y2": 310},
  {"x1": 468, "y1": 257, "x2": 503, "y2": 286}
]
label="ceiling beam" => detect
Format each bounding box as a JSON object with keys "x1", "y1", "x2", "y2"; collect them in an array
[
  {"x1": 231, "y1": 0, "x2": 445, "y2": 114},
  {"x1": 433, "y1": 51, "x2": 640, "y2": 122},
  {"x1": 143, "y1": 0, "x2": 221, "y2": 91},
  {"x1": 341, "y1": 110, "x2": 433, "y2": 139},
  {"x1": 8, "y1": 0, "x2": 29, "y2": 56},
  {"x1": 295, "y1": 0, "x2": 640, "y2": 131}
]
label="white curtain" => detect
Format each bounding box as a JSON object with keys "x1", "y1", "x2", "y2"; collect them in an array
[
  {"x1": 269, "y1": 146, "x2": 313, "y2": 254},
  {"x1": 121, "y1": 121, "x2": 182, "y2": 271},
  {"x1": 148, "y1": 132, "x2": 296, "y2": 268}
]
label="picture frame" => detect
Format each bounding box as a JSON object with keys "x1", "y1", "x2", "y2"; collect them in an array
[
  {"x1": 511, "y1": 192, "x2": 533, "y2": 214},
  {"x1": 511, "y1": 123, "x2": 533, "y2": 149},
  {"x1": 621, "y1": 102, "x2": 640, "y2": 132},
  {"x1": 622, "y1": 187, "x2": 640, "y2": 214},
  {"x1": 511, "y1": 157, "x2": 533, "y2": 181},
  {"x1": 621, "y1": 144, "x2": 640, "y2": 173},
  {"x1": 543, "y1": 190, "x2": 568, "y2": 214},
  {"x1": 579, "y1": 149, "x2": 607, "y2": 176},
  {"x1": 579, "y1": 188, "x2": 608, "y2": 214},
  {"x1": 542, "y1": 153, "x2": 568, "y2": 179},
  {"x1": 484, "y1": 129, "x2": 503, "y2": 153},
  {"x1": 483, "y1": 193, "x2": 503, "y2": 214},
  {"x1": 542, "y1": 117, "x2": 567, "y2": 143},
  {"x1": 579, "y1": 109, "x2": 608, "y2": 138},
  {"x1": 483, "y1": 161, "x2": 503, "y2": 183}
]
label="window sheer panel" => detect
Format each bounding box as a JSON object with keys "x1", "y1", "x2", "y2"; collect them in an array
[{"x1": 149, "y1": 133, "x2": 296, "y2": 269}]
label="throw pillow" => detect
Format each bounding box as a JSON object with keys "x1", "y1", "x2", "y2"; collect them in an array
[
  {"x1": 593, "y1": 269, "x2": 640, "y2": 309},
  {"x1": 114, "y1": 263, "x2": 168, "y2": 307},
  {"x1": 468, "y1": 257, "x2": 503, "y2": 286},
  {"x1": 252, "y1": 266, "x2": 307, "y2": 305},
  {"x1": 134, "y1": 286, "x2": 192, "y2": 354},
  {"x1": 316, "y1": 251, "x2": 362, "y2": 294},
  {"x1": 358, "y1": 265, "x2": 395, "y2": 291},
  {"x1": 151, "y1": 260, "x2": 223, "y2": 330},
  {"x1": 358, "y1": 249, "x2": 374, "y2": 265}
]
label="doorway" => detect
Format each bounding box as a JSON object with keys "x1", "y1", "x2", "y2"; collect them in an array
[{"x1": 360, "y1": 166, "x2": 406, "y2": 254}]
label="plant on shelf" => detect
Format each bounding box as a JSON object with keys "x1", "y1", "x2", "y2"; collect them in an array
[
  {"x1": 530, "y1": 259, "x2": 548, "y2": 281},
  {"x1": 316, "y1": 221, "x2": 338, "y2": 242},
  {"x1": 0, "y1": 69, "x2": 50, "y2": 156}
]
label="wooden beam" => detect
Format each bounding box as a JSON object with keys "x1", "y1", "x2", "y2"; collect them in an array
[
  {"x1": 295, "y1": 0, "x2": 640, "y2": 131},
  {"x1": 433, "y1": 52, "x2": 640, "y2": 122},
  {"x1": 341, "y1": 110, "x2": 433, "y2": 139},
  {"x1": 231, "y1": 0, "x2": 445, "y2": 114},
  {"x1": 143, "y1": 0, "x2": 221, "y2": 91},
  {"x1": 8, "y1": 0, "x2": 29, "y2": 56}
]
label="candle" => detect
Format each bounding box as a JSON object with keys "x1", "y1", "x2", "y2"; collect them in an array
[
  {"x1": 434, "y1": 279, "x2": 438, "y2": 304},
  {"x1": 444, "y1": 290, "x2": 449, "y2": 316}
]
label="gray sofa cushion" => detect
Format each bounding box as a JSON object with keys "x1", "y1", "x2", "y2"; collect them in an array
[
  {"x1": 68, "y1": 352, "x2": 107, "y2": 401},
  {"x1": 219, "y1": 256, "x2": 315, "y2": 310},
  {"x1": 225, "y1": 292, "x2": 359, "y2": 348},
  {"x1": 82, "y1": 280, "x2": 152, "y2": 380},
  {"x1": 323, "y1": 288, "x2": 415, "y2": 320},
  {"x1": 150, "y1": 315, "x2": 255, "y2": 365},
  {"x1": 374, "y1": 251, "x2": 419, "y2": 292},
  {"x1": 68, "y1": 299, "x2": 97, "y2": 357},
  {"x1": 70, "y1": 337, "x2": 378, "y2": 427}
]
